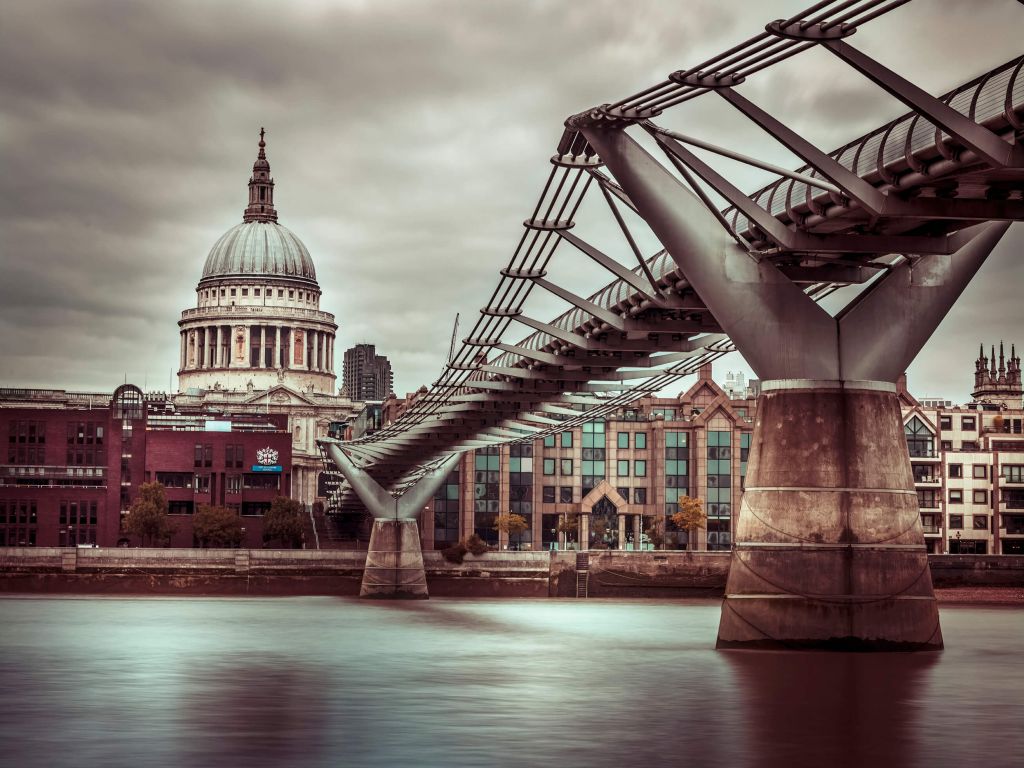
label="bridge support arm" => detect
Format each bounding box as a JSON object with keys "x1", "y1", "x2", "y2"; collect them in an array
[
  {"x1": 579, "y1": 123, "x2": 837, "y2": 380},
  {"x1": 324, "y1": 443, "x2": 460, "y2": 520}
]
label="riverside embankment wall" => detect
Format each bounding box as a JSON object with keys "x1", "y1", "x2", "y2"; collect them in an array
[{"x1": 0, "y1": 549, "x2": 1020, "y2": 597}]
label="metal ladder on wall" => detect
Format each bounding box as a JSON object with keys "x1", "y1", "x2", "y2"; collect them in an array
[{"x1": 575, "y1": 551, "x2": 589, "y2": 598}]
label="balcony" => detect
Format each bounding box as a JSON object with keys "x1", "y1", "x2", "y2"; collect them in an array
[
  {"x1": 921, "y1": 524, "x2": 942, "y2": 534},
  {"x1": 907, "y1": 448, "x2": 940, "y2": 462},
  {"x1": 913, "y1": 476, "x2": 941, "y2": 485},
  {"x1": 180, "y1": 305, "x2": 336, "y2": 324}
]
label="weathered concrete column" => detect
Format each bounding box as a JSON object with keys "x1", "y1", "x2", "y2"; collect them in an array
[
  {"x1": 323, "y1": 444, "x2": 461, "y2": 598},
  {"x1": 579, "y1": 120, "x2": 1011, "y2": 650},
  {"x1": 719, "y1": 380, "x2": 941, "y2": 649}
]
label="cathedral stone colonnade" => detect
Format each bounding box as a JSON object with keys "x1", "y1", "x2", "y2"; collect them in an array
[{"x1": 578, "y1": 121, "x2": 1011, "y2": 651}]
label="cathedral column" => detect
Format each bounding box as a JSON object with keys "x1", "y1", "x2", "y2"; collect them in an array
[
  {"x1": 315, "y1": 331, "x2": 322, "y2": 371},
  {"x1": 260, "y1": 326, "x2": 267, "y2": 368},
  {"x1": 179, "y1": 332, "x2": 186, "y2": 371},
  {"x1": 275, "y1": 326, "x2": 282, "y2": 369},
  {"x1": 203, "y1": 326, "x2": 212, "y2": 369}
]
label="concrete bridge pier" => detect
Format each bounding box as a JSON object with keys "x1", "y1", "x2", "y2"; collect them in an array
[
  {"x1": 324, "y1": 445, "x2": 460, "y2": 599},
  {"x1": 579, "y1": 121, "x2": 1011, "y2": 649}
]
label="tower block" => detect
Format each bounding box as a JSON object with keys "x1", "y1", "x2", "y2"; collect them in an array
[{"x1": 580, "y1": 123, "x2": 1010, "y2": 650}]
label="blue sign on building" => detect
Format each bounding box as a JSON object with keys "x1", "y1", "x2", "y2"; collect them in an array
[{"x1": 251, "y1": 465, "x2": 283, "y2": 473}]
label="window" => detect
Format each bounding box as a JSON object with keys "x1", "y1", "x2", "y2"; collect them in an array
[
  {"x1": 433, "y1": 467, "x2": 461, "y2": 547},
  {"x1": 543, "y1": 458, "x2": 555, "y2": 476},
  {"x1": 241, "y1": 288, "x2": 248, "y2": 296},
  {"x1": 972, "y1": 465, "x2": 987, "y2": 479},
  {"x1": 581, "y1": 422, "x2": 606, "y2": 496},
  {"x1": 226, "y1": 475, "x2": 241, "y2": 494},
  {"x1": 194, "y1": 475, "x2": 210, "y2": 494},
  {"x1": 242, "y1": 473, "x2": 280, "y2": 490},
  {"x1": 155, "y1": 472, "x2": 191, "y2": 489},
  {"x1": 278, "y1": 289, "x2": 284, "y2": 298},
  {"x1": 543, "y1": 434, "x2": 555, "y2": 448},
  {"x1": 634, "y1": 488, "x2": 647, "y2": 505},
  {"x1": 940, "y1": 416, "x2": 952, "y2": 430},
  {"x1": 635, "y1": 432, "x2": 647, "y2": 450},
  {"x1": 242, "y1": 501, "x2": 272, "y2": 517},
  {"x1": 904, "y1": 416, "x2": 934, "y2": 458},
  {"x1": 917, "y1": 489, "x2": 938, "y2": 508},
  {"x1": 542, "y1": 486, "x2": 556, "y2": 503},
  {"x1": 559, "y1": 487, "x2": 573, "y2": 503},
  {"x1": 225, "y1": 444, "x2": 244, "y2": 469},
  {"x1": 561, "y1": 431, "x2": 573, "y2": 448},
  {"x1": 949, "y1": 464, "x2": 963, "y2": 478},
  {"x1": 973, "y1": 490, "x2": 988, "y2": 504},
  {"x1": 473, "y1": 447, "x2": 500, "y2": 544},
  {"x1": 617, "y1": 432, "x2": 629, "y2": 449},
  {"x1": 962, "y1": 441, "x2": 979, "y2": 451},
  {"x1": 509, "y1": 444, "x2": 532, "y2": 524},
  {"x1": 616, "y1": 487, "x2": 630, "y2": 503},
  {"x1": 949, "y1": 514, "x2": 963, "y2": 529},
  {"x1": 941, "y1": 440, "x2": 952, "y2": 450},
  {"x1": 651, "y1": 408, "x2": 676, "y2": 420},
  {"x1": 634, "y1": 460, "x2": 647, "y2": 477},
  {"x1": 560, "y1": 459, "x2": 573, "y2": 476},
  {"x1": 949, "y1": 489, "x2": 963, "y2": 504},
  {"x1": 168, "y1": 500, "x2": 194, "y2": 515},
  {"x1": 617, "y1": 460, "x2": 629, "y2": 477},
  {"x1": 194, "y1": 444, "x2": 212, "y2": 468},
  {"x1": 230, "y1": 288, "x2": 236, "y2": 297},
  {"x1": 962, "y1": 416, "x2": 976, "y2": 431},
  {"x1": 288, "y1": 290, "x2": 294, "y2": 298},
  {"x1": 1003, "y1": 465, "x2": 1024, "y2": 483}
]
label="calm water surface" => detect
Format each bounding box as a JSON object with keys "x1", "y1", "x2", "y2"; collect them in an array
[{"x1": 0, "y1": 597, "x2": 1021, "y2": 768}]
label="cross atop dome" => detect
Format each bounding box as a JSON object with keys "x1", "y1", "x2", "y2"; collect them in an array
[{"x1": 244, "y1": 127, "x2": 278, "y2": 223}]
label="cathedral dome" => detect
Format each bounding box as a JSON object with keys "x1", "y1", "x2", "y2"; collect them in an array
[{"x1": 201, "y1": 221, "x2": 317, "y2": 283}]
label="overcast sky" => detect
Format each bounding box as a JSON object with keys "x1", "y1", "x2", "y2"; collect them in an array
[{"x1": 2, "y1": 0, "x2": 1021, "y2": 405}]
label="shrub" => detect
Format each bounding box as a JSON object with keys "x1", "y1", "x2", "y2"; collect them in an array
[
  {"x1": 465, "y1": 533, "x2": 490, "y2": 556},
  {"x1": 442, "y1": 542, "x2": 468, "y2": 564}
]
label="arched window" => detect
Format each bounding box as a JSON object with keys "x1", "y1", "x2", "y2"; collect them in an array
[
  {"x1": 904, "y1": 416, "x2": 934, "y2": 458},
  {"x1": 111, "y1": 384, "x2": 144, "y2": 421}
]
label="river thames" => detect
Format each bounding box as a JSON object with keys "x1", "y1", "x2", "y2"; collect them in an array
[{"x1": 0, "y1": 597, "x2": 1021, "y2": 768}]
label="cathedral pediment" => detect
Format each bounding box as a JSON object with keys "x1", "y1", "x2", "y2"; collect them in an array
[{"x1": 244, "y1": 385, "x2": 316, "y2": 406}]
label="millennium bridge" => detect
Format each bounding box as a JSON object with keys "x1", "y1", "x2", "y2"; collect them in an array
[{"x1": 319, "y1": 0, "x2": 1024, "y2": 650}]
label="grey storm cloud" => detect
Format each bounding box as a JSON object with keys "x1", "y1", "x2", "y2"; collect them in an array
[{"x1": 1, "y1": 0, "x2": 1022, "y2": 403}]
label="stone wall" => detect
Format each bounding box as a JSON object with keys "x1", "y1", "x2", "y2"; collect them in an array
[{"x1": 0, "y1": 548, "x2": 1021, "y2": 596}]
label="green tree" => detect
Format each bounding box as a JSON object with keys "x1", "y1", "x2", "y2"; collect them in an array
[
  {"x1": 493, "y1": 512, "x2": 529, "y2": 549},
  {"x1": 192, "y1": 504, "x2": 244, "y2": 548},
  {"x1": 671, "y1": 495, "x2": 707, "y2": 551},
  {"x1": 262, "y1": 496, "x2": 305, "y2": 548},
  {"x1": 124, "y1": 482, "x2": 177, "y2": 547}
]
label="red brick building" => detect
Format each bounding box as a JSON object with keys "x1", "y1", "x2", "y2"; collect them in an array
[{"x1": 1, "y1": 384, "x2": 292, "y2": 548}]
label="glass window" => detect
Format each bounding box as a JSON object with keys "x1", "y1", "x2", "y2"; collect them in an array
[
  {"x1": 972, "y1": 489, "x2": 987, "y2": 504},
  {"x1": 949, "y1": 514, "x2": 963, "y2": 529},
  {"x1": 559, "y1": 487, "x2": 573, "y2": 503},
  {"x1": 972, "y1": 465, "x2": 987, "y2": 479},
  {"x1": 904, "y1": 416, "x2": 935, "y2": 458},
  {"x1": 617, "y1": 460, "x2": 629, "y2": 477},
  {"x1": 560, "y1": 459, "x2": 573, "y2": 476},
  {"x1": 635, "y1": 432, "x2": 647, "y2": 450},
  {"x1": 962, "y1": 416, "x2": 976, "y2": 431},
  {"x1": 561, "y1": 431, "x2": 573, "y2": 448},
  {"x1": 949, "y1": 489, "x2": 963, "y2": 504},
  {"x1": 617, "y1": 432, "x2": 629, "y2": 449},
  {"x1": 634, "y1": 460, "x2": 647, "y2": 477},
  {"x1": 543, "y1": 458, "x2": 555, "y2": 476},
  {"x1": 543, "y1": 434, "x2": 555, "y2": 448},
  {"x1": 949, "y1": 464, "x2": 963, "y2": 478},
  {"x1": 634, "y1": 488, "x2": 647, "y2": 504},
  {"x1": 542, "y1": 486, "x2": 556, "y2": 503},
  {"x1": 616, "y1": 487, "x2": 630, "y2": 503},
  {"x1": 972, "y1": 514, "x2": 988, "y2": 530},
  {"x1": 939, "y1": 416, "x2": 952, "y2": 430}
]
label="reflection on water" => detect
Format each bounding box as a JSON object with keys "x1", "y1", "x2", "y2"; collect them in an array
[{"x1": 0, "y1": 597, "x2": 1020, "y2": 768}]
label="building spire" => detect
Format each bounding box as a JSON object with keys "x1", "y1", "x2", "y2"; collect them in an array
[{"x1": 243, "y1": 127, "x2": 278, "y2": 223}]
